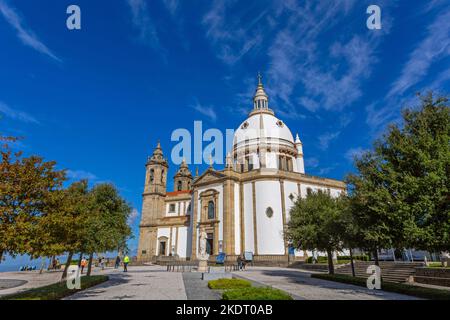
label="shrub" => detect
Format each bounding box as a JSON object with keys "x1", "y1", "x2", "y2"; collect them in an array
[
  {"x1": 311, "y1": 273, "x2": 450, "y2": 300},
  {"x1": 208, "y1": 278, "x2": 251, "y2": 289},
  {"x1": 222, "y1": 287, "x2": 293, "y2": 300}
]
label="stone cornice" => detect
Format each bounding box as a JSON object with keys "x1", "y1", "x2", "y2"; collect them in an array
[
  {"x1": 139, "y1": 215, "x2": 190, "y2": 228},
  {"x1": 192, "y1": 168, "x2": 346, "y2": 190}
]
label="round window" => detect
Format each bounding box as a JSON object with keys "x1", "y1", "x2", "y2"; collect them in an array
[{"x1": 266, "y1": 207, "x2": 274, "y2": 218}]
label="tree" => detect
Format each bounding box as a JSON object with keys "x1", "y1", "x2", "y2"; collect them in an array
[
  {"x1": 347, "y1": 93, "x2": 449, "y2": 260},
  {"x1": 286, "y1": 191, "x2": 346, "y2": 274},
  {"x1": 0, "y1": 140, "x2": 65, "y2": 263},
  {"x1": 37, "y1": 180, "x2": 92, "y2": 280},
  {"x1": 84, "y1": 183, "x2": 132, "y2": 276}
]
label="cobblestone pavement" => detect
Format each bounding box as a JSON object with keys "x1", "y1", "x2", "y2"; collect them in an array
[
  {"x1": 232, "y1": 267, "x2": 420, "y2": 300},
  {"x1": 182, "y1": 272, "x2": 221, "y2": 300},
  {"x1": 65, "y1": 265, "x2": 187, "y2": 300}
]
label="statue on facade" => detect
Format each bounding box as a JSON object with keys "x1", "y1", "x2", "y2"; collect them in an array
[{"x1": 198, "y1": 228, "x2": 209, "y2": 261}]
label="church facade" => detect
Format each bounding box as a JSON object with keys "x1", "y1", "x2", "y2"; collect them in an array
[{"x1": 137, "y1": 77, "x2": 346, "y2": 262}]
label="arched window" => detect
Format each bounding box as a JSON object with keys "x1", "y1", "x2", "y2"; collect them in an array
[
  {"x1": 177, "y1": 180, "x2": 182, "y2": 191},
  {"x1": 161, "y1": 169, "x2": 164, "y2": 183},
  {"x1": 207, "y1": 201, "x2": 215, "y2": 219},
  {"x1": 150, "y1": 169, "x2": 154, "y2": 182}
]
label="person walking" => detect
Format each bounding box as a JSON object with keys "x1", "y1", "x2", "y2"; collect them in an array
[
  {"x1": 115, "y1": 256, "x2": 121, "y2": 269},
  {"x1": 237, "y1": 255, "x2": 243, "y2": 270},
  {"x1": 80, "y1": 257, "x2": 87, "y2": 274},
  {"x1": 123, "y1": 255, "x2": 130, "y2": 272},
  {"x1": 100, "y1": 257, "x2": 105, "y2": 270}
]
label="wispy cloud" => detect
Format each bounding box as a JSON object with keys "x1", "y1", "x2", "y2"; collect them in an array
[
  {"x1": 202, "y1": 0, "x2": 266, "y2": 65},
  {"x1": 366, "y1": 6, "x2": 450, "y2": 133},
  {"x1": 66, "y1": 170, "x2": 98, "y2": 181},
  {"x1": 345, "y1": 147, "x2": 368, "y2": 163},
  {"x1": 162, "y1": 0, "x2": 179, "y2": 16},
  {"x1": 0, "y1": 0, "x2": 61, "y2": 62},
  {"x1": 318, "y1": 131, "x2": 340, "y2": 150},
  {"x1": 127, "y1": 0, "x2": 166, "y2": 58},
  {"x1": 191, "y1": 99, "x2": 217, "y2": 122},
  {"x1": 0, "y1": 101, "x2": 39, "y2": 124},
  {"x1": 304, "y1": 157, "x2": 319, "y2": 168},
  {"x1": 128, "y1": 208, "x2": 140, "y2": 225},
  {"x1": 388, "y1": 9, "x2": 450, "y2": 98}
]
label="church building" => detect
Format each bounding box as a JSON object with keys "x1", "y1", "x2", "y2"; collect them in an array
[{"x1": 137, "y1": 76, "x2": 346, "y2": 263}]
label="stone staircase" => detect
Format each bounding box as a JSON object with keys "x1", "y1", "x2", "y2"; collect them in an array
[{"x1": 335, "y1": 261, "x2": 424, "y2": 283}]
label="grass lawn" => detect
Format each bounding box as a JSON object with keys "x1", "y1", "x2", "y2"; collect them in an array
[
  {"x1": 222, "y1": 287, "x2": 293, "y2": 300},
  {"x1": 0, "y1": 275, "x2": 109, "y2": 300},
  {"x1": 208, "y1": 277, "x2": 293, "y2": 300},
  {"x1": 426, "y1": 262, "x2": 450, "y2": 269},
  {"x1": 208, "y1": 278, "x2": 251, "y2": 289},
  {"x1": 311, "y1": 273, "x2": 450, "y2": 300}
]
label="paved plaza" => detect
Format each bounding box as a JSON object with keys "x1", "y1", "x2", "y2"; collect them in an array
[
  {"x1": 0, "y1": 265, "x2": 421, "y2": 300},
  {"x1": 232, "y1": 267, "x2": 419, "y2": 300}
]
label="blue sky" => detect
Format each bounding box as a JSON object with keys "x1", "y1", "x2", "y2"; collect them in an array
[{"x1": 0, "y1": 0, "x2": 449, "y2": 256}]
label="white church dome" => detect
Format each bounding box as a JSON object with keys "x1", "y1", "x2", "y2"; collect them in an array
[
  {"x1": 233, "y1": 112, "x2": 295, "y2": 149},
  {"x1": 233, "y1": 73, "x2": 295, "y2": 150}
]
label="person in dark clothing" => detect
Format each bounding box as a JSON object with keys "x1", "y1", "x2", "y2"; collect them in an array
[{"x1": 115, "y1": 256, "x2": 121, "y2": 269}]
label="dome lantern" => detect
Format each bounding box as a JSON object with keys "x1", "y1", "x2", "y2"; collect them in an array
[{"x1": 253, "y1": 72, "x2": 269, "y2": 111}]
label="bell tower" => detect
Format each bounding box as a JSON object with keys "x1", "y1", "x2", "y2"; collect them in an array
[
  {"x1": 144, "y1": 141, "x2": 168, "y2": 195},
  {"x1": 173, "y1": 159, "x2": 193, "y2": 191},
  {"x1": 138, "y1": 141, "x2": 168, "y2": 261}
]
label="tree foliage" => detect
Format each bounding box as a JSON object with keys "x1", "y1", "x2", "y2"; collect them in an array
[
  {"x1": 286, "y1": 191, "x2": 347, "y2": 274},
  {"x1": 0, "y1": 141, "x2": 65, "y2": 261},
  {"x1": 347, "y1": 93, "x2": 450, "y2": 254}
]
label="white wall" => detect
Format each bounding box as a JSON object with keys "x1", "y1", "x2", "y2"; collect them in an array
[
  {"x1": 243, "y1": 183, "x2": 254, "y2": 253},
  {"x1": 165, "y1": 202, "x2": 179, "y2": 217},
  {"x1": 234, "y1": 183, "x2": 241, "y2": 255},
  {"x1": 283, "y1": 181, "x2": 298, "y2": 223},
  {"x1": 255, "y1": 181, "x2": 284, "y2": 254},
  {"x1": 177, "y1": 226, "x2": 188, "y2": 258}
]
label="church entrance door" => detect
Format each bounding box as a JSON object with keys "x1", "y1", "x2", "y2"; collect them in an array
[
  {"x1": 206, "y1": 233, "x2": 213, "y2": 255},
  {"x1": 159, "y1": 241, "x2": 166, "y2": 256}
]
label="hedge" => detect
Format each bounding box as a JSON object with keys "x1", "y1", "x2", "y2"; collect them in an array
[
  {"x1": 208, "y1": 278, "x2": 252, "y2": 290},
  {"x1": 222, "y1": 287, "x2": 293, "y2": 300}
]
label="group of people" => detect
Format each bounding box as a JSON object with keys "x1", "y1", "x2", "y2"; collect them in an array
[{"x1": 79, "y1": 255, "x2": 130, "y2": 273}]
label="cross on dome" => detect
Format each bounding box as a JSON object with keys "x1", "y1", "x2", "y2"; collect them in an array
[{"x1": 253, "y1": 72, "x2": 269, "y2": 111}]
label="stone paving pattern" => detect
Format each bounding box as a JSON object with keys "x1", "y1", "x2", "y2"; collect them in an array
[{"x1": 1, "y1": 265, "x2": 422, "y2": 300}]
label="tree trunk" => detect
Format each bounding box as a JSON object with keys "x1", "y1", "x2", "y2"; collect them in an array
[
  {"x1": 87, "y1": 253, "x2": 94, "y2": 276},
  {"x1": 326, "y1": 248, "x2": 335, "y2": 275},
  {"x1": 61, "y1": 252, "x2": 73, "y2": 281},
  {"x1": 0, "y1": 250, "x2": 3, "y2": 264},
  {"x1": 39, "y1": 257, "x2": 46, "y2": 274},
  {"x1": 373, "y1": 249, "x2": 380, "y2": 266},
  {"x1": 349, "y1": 248, "x2": 355, "y2": 277},
  {"x1": 78, "y1": 253, "x2": 83, "y2": 268}
]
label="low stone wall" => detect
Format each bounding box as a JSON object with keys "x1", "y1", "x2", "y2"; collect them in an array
[
  {"x1": 414, "y1": 267, "x2": 450, "y2": 287},
  {"x1": 296, "y1": 263, "x2": 330, "y2": 272}
]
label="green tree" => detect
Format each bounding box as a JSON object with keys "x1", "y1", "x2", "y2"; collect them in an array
[
  {"x1": 286, "y1": 191, "x2": 346, "y2": 274},
  {"x1": 0, "y1": 140, "x2": 65, "y2": 263},
  {"x1": 347, "y1": 93, "x2": 449, "y2": 259},
  {"x1": 37, "y1": 180, "x2": 92, "y2": 280},
  {"x1": 84, "y1": 183, "x2": 132, "y2": 275}
]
